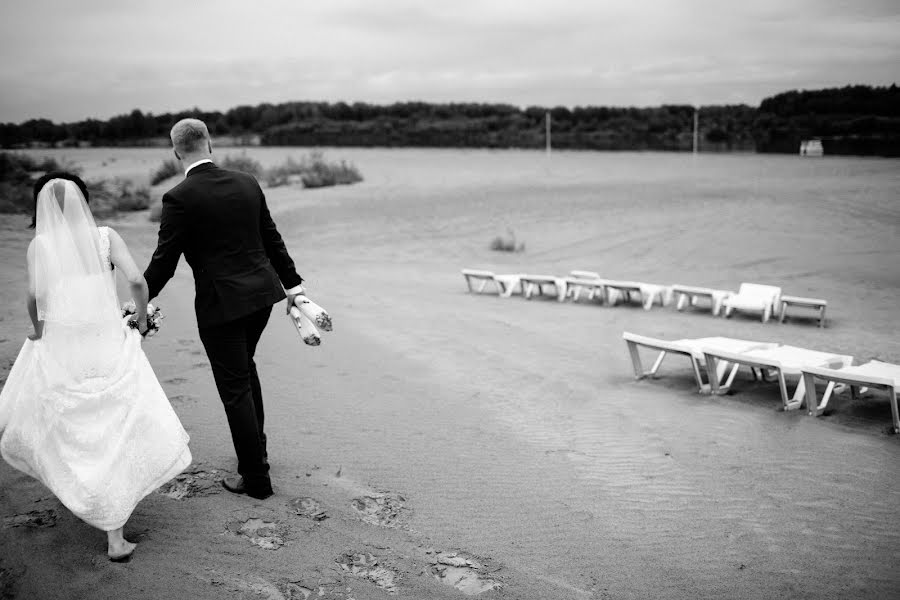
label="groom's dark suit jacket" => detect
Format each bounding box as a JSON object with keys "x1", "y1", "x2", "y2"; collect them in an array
[{"x1": 144, "y1": 162, "x2": 303, "y2": 327}]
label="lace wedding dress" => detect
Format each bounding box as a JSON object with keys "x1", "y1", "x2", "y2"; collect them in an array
[{"x1": 0, "y1": 184, "x2": 191, "y2": 531}]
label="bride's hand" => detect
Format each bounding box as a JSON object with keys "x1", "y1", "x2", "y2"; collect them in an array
[{"x1": 27, "y1": 322, "x2": 43, "y2": 341}]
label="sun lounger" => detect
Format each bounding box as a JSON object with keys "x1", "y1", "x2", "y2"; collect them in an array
[
  {"x1": 563, "y1": 277, "x2": 607, "y2": 302},
  {"x1": 519, "y1": 274, "x2": 567, "y2": 301},
  {"x1": 603, "y1": 280, "x2": 643, "y2": 306},
  {"x1": 722, "y1": 283, "x2": 782, "y2": 322},
  {"x1": 779, "y1": 294, "x2": 828, "y2": 328},
  {"x1": 461, "y1": 270, "x2": 523, "y2": 297},
  {"x1": 670, "y1": 284, "x2": 733, "y2": 316},
  {"x1": 604, "y1": 281, "x2": 669, "y2": 310},
  {"x1": 802, "y1": 360, "x2": 900, "y2": 433},
  {"x1": 462, "y1": 269, "x2": 501, "y2": 294},
  {"x1": 623, "y1": 332, "x2": 777, "y2": 393},
  {"x1": 703, "y1": 344, "x2": 852, "y2": 411}
]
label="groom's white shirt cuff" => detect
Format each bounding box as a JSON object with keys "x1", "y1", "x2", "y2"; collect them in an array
[
  {"x1": 185, "y1": 158, "x2": 213, "y2": 176},
  {"x1": 285, "y1": 284, "x2": 305, "y2": 295}
]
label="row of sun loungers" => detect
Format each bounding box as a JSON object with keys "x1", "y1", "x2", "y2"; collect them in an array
[
  {"x1": 623, "y1": 332, "x2": 900, "y2": 433},
  {"x1": 462, "y1": 269, "x2": 828, "y2": 326}
]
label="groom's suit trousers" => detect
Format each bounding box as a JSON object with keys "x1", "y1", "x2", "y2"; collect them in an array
[{"x1": 198, "y1": 305, "x2": 273, "y2": 491}]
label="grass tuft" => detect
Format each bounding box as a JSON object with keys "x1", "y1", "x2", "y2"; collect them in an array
[{"x1": 490, "y1": 229, "x2": 525, "y2": 252}]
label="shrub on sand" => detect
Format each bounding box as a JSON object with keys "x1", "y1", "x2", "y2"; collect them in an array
[
  {"x1": 490, "y1": 229, "x2": 525, "y2": 253},
  {"x1": 150, "y1": 159, "x2": 181, "y2": 185},
  {"x1": 263, "y1": 156, "x2": 306, "y2": 187},
  {"x1": 0, "y1": 181, "x2": 33, "y2": 214},
  {"x1": 298, "y1": 152, "x2": 363, "y2": 189},
  {"x1": 89, "y1": 178, "x2": 152, "y2": 217},
  {"x1": 0, "y1": 152, "x2": 72, "y2": 214},
  {"x1": 264, "y1": 151, "x2": 363, "y2": 189},
  {"x1": 221, "y1": 153, "x2": 264, "y2": 179}
]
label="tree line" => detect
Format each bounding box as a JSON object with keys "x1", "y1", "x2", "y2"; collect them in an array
[{"x1": 1, "y1": 85, "x2": 897, "y2": 156}]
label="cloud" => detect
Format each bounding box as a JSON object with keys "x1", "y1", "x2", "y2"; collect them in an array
[{"x1": 0, "y1": 0, "x2": 897, "y2": 121}]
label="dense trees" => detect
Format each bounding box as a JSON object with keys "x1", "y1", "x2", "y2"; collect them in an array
[
  {"x1": 1, "y1": 85, "x2": 896, "y2": 155},
  {"x1": 752, "y1": 85, "x2": 900, "y2": 155}
]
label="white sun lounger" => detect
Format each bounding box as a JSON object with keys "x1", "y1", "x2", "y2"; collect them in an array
[
  {"x1": 779, "y1": 294, "x2": 828, "y2": 328},
  {"x1": 520, "y1": 274, "x2": 567, "y2": 301},
  {"x1": 703, "y1": 344, "x2": 853, "y2": 411},
  {"x1": 604, "y1": 281, "x2": 669, "y2": 310},
  {"x1": 563, "y1": 276, "x2": 607, "y2": 302},
  {"x1": 670, "y1": 284, "x2": 733, "y2": 316},
  {"x1": 461, "y1": 270, "x2": 523, "y2": 297},
  {"x1": 802, "y1": 360, "x2": 900, "y2": 433},
  {"x1": 722, "y1": 283, "x2": 782, "y2": 322},
  {"x1": 623, "y1": 332, "x2": 778, "y2": 393},
  {"x1": 462, "y1": 269, "x2": 501, "y2": 294}
]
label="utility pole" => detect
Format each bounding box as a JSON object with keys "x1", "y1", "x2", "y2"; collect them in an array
[
  {"x1": 545, "y1": 111, "x2": 551, "y2": 156},
  {"x1": 692, "y1": 107, "x2": 699, "y2": 154}
]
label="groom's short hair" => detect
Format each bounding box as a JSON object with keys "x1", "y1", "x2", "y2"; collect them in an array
[{"x1": 170, "y1": 118, "x2": 210, "y2": 155}]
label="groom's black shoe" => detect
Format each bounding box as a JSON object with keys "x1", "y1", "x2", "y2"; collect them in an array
[{"x1": 222, "y1": 476, "x2": 273, "y2": 500}]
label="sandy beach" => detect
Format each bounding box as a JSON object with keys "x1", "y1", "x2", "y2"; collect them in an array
[{"x1": 2, "y1": 148, "x2": 900, "y2": 599}]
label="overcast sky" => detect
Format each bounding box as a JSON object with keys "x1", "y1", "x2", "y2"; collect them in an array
[{"x1": 1, "y1": 0, "x2": 898, "y2": 123}]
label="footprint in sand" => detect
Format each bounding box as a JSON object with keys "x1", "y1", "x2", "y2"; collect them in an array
[
  {"x1": 0, "y1": 561, "x2": 22, "y2": 599},
  {"x1": 2, "y1": 509, "x2": 58, "y2": 529},
  {"x1": 349, "y1": 492, "x2": 409, "y2": 528},
  {"x1": 157, "y1": 464, "x2": 223, "y2": 499},
  {"x1": 225, "y1": 517, "x2": 286, "y2": 550},
  {"x1": 288, "y1": 497, "x2": 328, "y2": 521},
  {"x1": 164, "y1": 376, "x2": 188, "y2": 385},
  {"x1": 428, "y1": 550, "x2": 502, "y2": 596},
  {"x1": 337, "y1": 552, "x2": 399, "y2": 595},
  {"x1": 283, "y1": 577, "x2": 347, "y2": 600}
]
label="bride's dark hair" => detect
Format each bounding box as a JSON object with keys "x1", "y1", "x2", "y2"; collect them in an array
[{"x1": 30, "y1": 171, "x2": 90, "y2": 229}]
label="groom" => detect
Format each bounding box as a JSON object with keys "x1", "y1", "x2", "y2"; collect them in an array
[{"x1": 144, "y1": 118, "x2": 304, "y2": 499}]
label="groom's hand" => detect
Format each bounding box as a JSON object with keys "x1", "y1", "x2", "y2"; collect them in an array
[
  {"x1": 285, "y1": 286, "x2": 306, "y2": 314},
  {"x1": 131, "y1": 314, "x2": 149, "y2": 335}
]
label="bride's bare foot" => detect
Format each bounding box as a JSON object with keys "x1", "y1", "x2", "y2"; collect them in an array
[
  {"x1": 107, "y1": 527, "x2": 136, "y2": 561},
  {"x1": 108, "y1": 539, "x2": 136, "y2": 561}
]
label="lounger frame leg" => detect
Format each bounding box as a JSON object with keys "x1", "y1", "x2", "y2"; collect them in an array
[
  {"x1": 782, "y1": 371, "x2": 801, "y2": 410},
  {"x1": 890, "y1": 386, "x2": 900, "y2": 434},
  {"x1": 626, "y1": 341, "x2": 646, "y2": 379},
  {"x1": 705, "y1": 355, "x2": 726, "y2": 395}
]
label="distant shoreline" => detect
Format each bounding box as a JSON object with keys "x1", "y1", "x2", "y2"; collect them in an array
[{"x1": 3, "y1": 85, "x2": 898, "y2": 157}]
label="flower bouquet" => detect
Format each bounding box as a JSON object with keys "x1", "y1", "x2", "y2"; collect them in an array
[
  {"x1": 288, "y1": 295, "x2": 332, "y2": 346},
  {"x1": 122, "y1": 301, "x2": 163, "y2": 337}
]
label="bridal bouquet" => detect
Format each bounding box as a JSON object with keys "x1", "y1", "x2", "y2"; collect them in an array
[
  {"x1": 288, "y1": 295, "x2": 332, "y2": 346},
  {"x1": 122, "y1": 301, "x2": 163, "y2": 337}
]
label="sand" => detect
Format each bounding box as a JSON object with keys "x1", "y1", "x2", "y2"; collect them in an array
[{"x1": 1, "y1": 148, "x2": 900, "y2": 599}]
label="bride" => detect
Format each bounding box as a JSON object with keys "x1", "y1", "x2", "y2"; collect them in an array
[{"x1": 0, "y1": 173, "x2": 191, "y2": 561}]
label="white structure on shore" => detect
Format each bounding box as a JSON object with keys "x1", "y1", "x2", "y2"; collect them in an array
[{"x1": 800, "y1": 139, "x2": 824, "y2": 156}]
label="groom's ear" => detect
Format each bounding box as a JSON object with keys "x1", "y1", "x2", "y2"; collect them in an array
[
  {"x1": 173, "y1": 150, "x2": 181, "y2": 161},
  {"x1": 207, "y1": 140, "x2": 212, "y2": 154}
]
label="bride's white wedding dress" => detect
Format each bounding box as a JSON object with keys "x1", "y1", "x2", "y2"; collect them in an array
[{"x1": 0, "y1": 208, "x2": 191, "y2": 531}]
